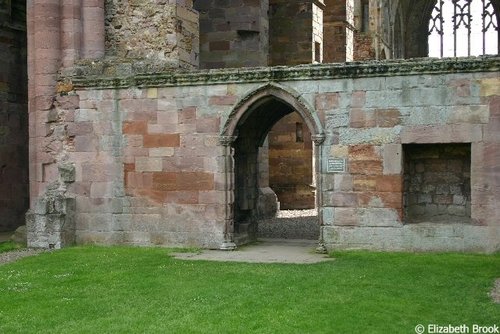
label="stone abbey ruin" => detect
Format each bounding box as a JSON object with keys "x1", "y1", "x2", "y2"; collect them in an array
[{"x1": 0, "y1": 0, "x2": 499, "y2": 252}]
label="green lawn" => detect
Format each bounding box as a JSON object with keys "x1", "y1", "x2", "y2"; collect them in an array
[
  {"x1": 0, "y1": 241, "x2": 21, "y2": 253},
  {"x1": 0, "y1": 246, "x2": 498, "y2": 333}
]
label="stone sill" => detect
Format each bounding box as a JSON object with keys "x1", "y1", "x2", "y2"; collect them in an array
[{"x1": 66, "y1": 55, "x2": 500, "y2": 90}]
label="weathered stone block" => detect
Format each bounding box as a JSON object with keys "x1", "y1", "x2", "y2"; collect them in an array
[
  {"x1": 480, "y1": 78, "x2": 500, "y2": 97},
  {"x1": 123, "y1": 121, "x2": 148, "y2": 135},
  {"x1": 348, "y1": 144, "x2": 381, "y2": 161},
  {"x1": 330, "y1": 145, "x2": 348, "y2": 157},
  {"x1": 401, "y1": 125, "x2": 483, "y2": 143},
  {"x1": 74, "y1": 135, "x2": 97, "y2": 152},
  {"x1": 149, "y1": 147, "x2": 175, "y2": 157},
  {"x1": 152, "y1": 172, "x2": 214, "y2": 191},
  {"x1": 135, "y1": 157, "x2": 163, "y2": 172},
  {"x1": 315, "y1": 92, "x2": 339, "y2": 110},
  {"x1": 375, "y1": 175, "x2": 403, "y2": 192},
  {"x1": 333, "y1": 174, "x2": 353, "y2": 191},
  {"x1": 322, "y1": 207, "x2": 334, "y2": 226},
  {"x1": 450, "y1": 105, "x2": 489, "y2": 124},
  {"x1": 375, "y1": 108, "x2": 401, "y2": 127},
  {"x1": 353, "y1": 176, "x2": 376, "y2": 191},
  {"x1": 382, "y1": 144, "x2": 402, "y2": 175},
  {"x1": 358, "y1": 191, "x2": 402, "y2": 209},
  {"x1": 90, "y1": 182, "x2": 114, "y2": 198},
  {"x1": 67, "y1": 122, "x2": 94, "y2": 136},
  {"x1": 333, "y1": 208, "x2": 359, "y2": 226},
  {"x1": 349, "y1": 160, "x2": 383, "y2": 175},
  {"x1": 27, "y1": 195, "x2": 76, "y2": 249},
  {"x1": 143, "y1": 134, "x2": 180, "y2": 148},
  {"x1": 146, "y1": 88, "x2": 158, "y2": 99},
  {"x1": 209, "y1": 95, "x2": 238, "y2": 105},
  {"x1": 350, "y1": 108, "x2": 375, "y2": 128},
  {"x1": 196, "y1": 117, "x2": 220, "y2": 133},
  {"x1": 179, "y1": 107, "x2": 197, "y2": 124},
  {"x1": 351, "y1": 91, "x2": 366, "y2": 108},
  {"x1": 358, "y1": 208, "x2": 402, "y2": 227},
  {"x1": 329, "y1": 192, "x2": 358, "y2": 207},
  {"x1": 59, "y1": 163, "x2": 75, "y2": 183}
]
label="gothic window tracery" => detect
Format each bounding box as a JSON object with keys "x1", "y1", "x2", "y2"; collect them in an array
[{"x1": 429, "y1": 0, "x2": 499, "y2": 57}]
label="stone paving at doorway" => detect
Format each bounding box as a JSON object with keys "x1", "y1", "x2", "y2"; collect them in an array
[{"x1": 172, "y1": 238, "x2": 333, "y2": 264}]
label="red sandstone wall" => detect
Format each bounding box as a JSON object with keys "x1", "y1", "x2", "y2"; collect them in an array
[
  {"x1": 353, "y1": 33, "x2": 375, "y2": 61},
  {"x1": 194, "y1": 0, "x2": 268, "y2": 69},
  {"x1": 268, "y1": 113, "x2": 314, "y2": 209},
  {"x1": 323, "y1": 0, "x2": 348, "y2": 63},
  {"x1": 269, "y1": 0, "x2": 318, "y2": 66},
  {"x1": 67, "y1": 86, "x2": 230, "y2": 247},
  {"x1": 0, "y1": 0, "x2": 29, "y2": 232}
]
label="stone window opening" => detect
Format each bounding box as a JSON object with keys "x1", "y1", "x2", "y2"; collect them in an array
[
  {"x1": 296, "y1": 122, "x2": 304, "y2": 143},
  {"x1": 403, "y1": 144, "x2": 472, "y2": 224},
  {"x1": 428, "y1": 0, "x2": 499, "y2": 57},
  {"x1": 314, "y1": 41, "x2": 322, "y2": 62},
  {"x1": 361, "y1": 0, "x2": 370, "y2": 32}
]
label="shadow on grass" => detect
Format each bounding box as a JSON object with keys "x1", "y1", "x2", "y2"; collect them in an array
[{"x1": 0, "y1": 240, "x2": 23, "y2": 254}]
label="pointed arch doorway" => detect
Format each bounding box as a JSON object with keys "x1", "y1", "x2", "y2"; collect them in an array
[{"x1": 220, "y1": 83, "x2": 325, "y2": 250}]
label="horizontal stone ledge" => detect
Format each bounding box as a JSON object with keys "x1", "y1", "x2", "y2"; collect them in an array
[{"x1": 64, "y1": 55, "x2": 500, "y2": 90}]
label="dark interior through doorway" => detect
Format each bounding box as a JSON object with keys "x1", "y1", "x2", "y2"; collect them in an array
[
  {"x1": 0, "y1": 0, "x2": 29, "y2": 233},
  {"x1": 232, "y1": 97, "x2": 319, "y2": 245}
]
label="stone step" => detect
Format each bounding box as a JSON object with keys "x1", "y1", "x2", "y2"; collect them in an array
[{"x1": 234, "y1": 233, "x2": 251, "y2": 246}]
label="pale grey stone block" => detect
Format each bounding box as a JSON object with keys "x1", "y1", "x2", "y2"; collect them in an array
[{"x1": 382, "y1": 144, "x2": 402, "y2": 174}]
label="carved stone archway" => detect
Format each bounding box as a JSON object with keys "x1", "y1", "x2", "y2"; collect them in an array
[{"x1": 219, "y1": 82, "x2": 325, "y2": 250}]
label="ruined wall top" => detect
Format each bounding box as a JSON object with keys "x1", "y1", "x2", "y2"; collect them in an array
[{"x1": 65, "y1": 56, "x2": 500, "y2": 90}]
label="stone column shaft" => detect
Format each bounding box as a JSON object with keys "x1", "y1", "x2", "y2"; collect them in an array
[
  {"x1": 27, "y1": 0, "x2": 62, "y2": 203},
  {"x1": 82, "y1": 0, "x2": 105, "y2": 59},
  {"x1": 61, "y1": 0, "x2": 82, "y2": 67}
]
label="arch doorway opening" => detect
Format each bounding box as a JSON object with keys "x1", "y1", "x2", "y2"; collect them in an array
[{"x1": 221, "y1": 85, "x2": 325, "y2": 247}]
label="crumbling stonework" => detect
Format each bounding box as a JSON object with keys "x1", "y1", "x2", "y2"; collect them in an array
[
  {"x1": 26, "y1": 190, "x2": 75, "y2": 249},
  {"x1": 25, "y1": 90, "x2": 79, "y2": 248},
  {"x1": 25, "y1": 0, "x2": 200, "y2": 248},
  {"x1": 105, "y1": 0, "x2": 199, "y2": 68}
]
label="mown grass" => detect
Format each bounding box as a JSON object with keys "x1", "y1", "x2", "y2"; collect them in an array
[{"x1": 0, "y1": 246, "x2": 498, "y2": 333}]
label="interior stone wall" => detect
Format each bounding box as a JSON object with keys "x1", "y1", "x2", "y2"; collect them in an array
[
  {"x1": 404, "y1": 144, "x2": 471, "y2": 224},
  {"x1": 0, "y1": 0, "x2": 29, "y2": 232},
  {"x1": 268, "y1": 113, "x2": 314, "y2": 210}
]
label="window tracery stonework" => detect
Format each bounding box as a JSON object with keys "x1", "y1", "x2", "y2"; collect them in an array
[{"x1": 429, "y1": 0, "x2": 499, "y2": 57}]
